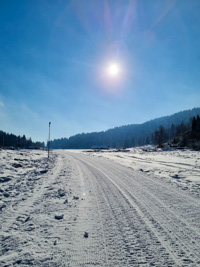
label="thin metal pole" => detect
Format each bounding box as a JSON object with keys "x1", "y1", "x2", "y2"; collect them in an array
[
  {"x1": 3, "y1": 133, "x2": 5, "y2": 148},
  {"x1": 48, "y1": 122, "x2": 51, "y2": 158}
]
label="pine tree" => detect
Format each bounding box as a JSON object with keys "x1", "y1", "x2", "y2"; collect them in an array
[{"x1": 152, "y1": 125, "x2": 167, "y2": 147}]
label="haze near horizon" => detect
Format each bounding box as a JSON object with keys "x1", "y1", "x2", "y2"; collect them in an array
[{"x1": 0, "y1": 0, "x2": 200, "y2": 142}]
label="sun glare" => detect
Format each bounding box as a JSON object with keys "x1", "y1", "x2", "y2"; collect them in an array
[
  {"x1": 107, "y1": 62, "x2": 120, "y2": 77},
  {"x1": 99, "y1": 59, "x2": 125, "y2": 94}
]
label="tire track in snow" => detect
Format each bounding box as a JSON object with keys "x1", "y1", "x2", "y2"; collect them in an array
[
  {"x1": 90, "y1": 155, "x2": 200, "y2": 265},
  {"x1": 70, "y1": 154, "x2": 177, "y2": 266},
  {"x1": 71, "y1": 152, "x2": 200, "y2": 266},
  {"x1": 113, "y1": 178, "x2": 200, "y2": 264},
  {"x1": 103, "y1": 159, "x2": 200, "y2": 234},
  {"x1": 97, "y1": 158, "x2": 200, "y2": 233},
  {"x1": 93, "y1": 155, "x2": 200, "y2": 227}
]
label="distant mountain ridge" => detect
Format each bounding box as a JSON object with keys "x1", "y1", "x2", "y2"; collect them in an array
[{"x1": 51, "y1": 107, "x2": 200, "y2": 149}]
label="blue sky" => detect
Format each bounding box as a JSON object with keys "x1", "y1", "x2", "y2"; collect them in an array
[{"x1": 0, "y1": 0, "x2": 200, "y2": 142}]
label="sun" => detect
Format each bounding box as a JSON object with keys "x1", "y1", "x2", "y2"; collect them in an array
[
  {"x1": 107, "y1": 62, "x2": 120, "y2": 77},
  {"x1": 99, "y1": 59, "x2": 125, "y2": 94}
]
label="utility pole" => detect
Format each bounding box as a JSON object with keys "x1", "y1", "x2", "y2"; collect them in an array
[
  {"x1": 48, "y1": 122, "x2": 51, "y2": 158},
  {"x1": 3, "y1": 133, "x2": 5, "y2": 148}
]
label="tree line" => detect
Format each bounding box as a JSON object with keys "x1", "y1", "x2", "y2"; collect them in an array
[
  {"x1": 0, "y1": 130, "x2": 45, "y2": 149},
  {"x1": 1, "y1": 108, "x2": 199, "y2": 150},
  {"x1": 50, "y1": 108, "x2": 200, "y2": 150},
  {"x1": 152, "y1": 115, "x2": 200, "y2": 149}
]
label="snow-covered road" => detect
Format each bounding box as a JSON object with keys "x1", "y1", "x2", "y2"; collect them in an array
[{"x1": 1, "y1": 149, "x2": 200, "y2": 266}]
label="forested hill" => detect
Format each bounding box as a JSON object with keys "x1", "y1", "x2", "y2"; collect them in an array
[
  {"x1": 51, "y1": 107, "x2": 200, "y2": 149},
  {"x1": 0, "y1": 131, "x2": 45, "y2": 149}
]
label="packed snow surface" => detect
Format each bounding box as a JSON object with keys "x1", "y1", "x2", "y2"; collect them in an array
[
  {"x1": 0, "y1": 147, "x2": 200, "y2": 266},
  {"x1": 84, "y1": 146, "x2": 200, "y2": 194}
]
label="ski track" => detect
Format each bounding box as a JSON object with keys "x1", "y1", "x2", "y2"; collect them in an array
[{"x1": 0, "y1": 150, "x2": 200, "y2": 266}]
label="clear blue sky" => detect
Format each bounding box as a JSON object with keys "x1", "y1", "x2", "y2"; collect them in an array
[{"x1": 0, "y1": 0, "x2": 200, "y2": 142}]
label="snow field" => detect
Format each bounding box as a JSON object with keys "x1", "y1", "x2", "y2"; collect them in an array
[{"x1": 1, "y1": 148, "x2": 200, "y2": 266}]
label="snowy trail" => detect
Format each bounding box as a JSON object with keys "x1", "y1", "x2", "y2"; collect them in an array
[
  {"x1": 1, "y1": 150, "x2": 200, "y2": 266},
  {"x1": 70, "y1": 152, "x2": 200, "y2": 266}
]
